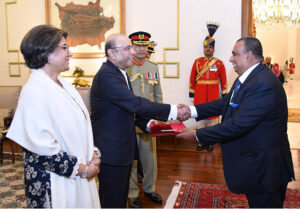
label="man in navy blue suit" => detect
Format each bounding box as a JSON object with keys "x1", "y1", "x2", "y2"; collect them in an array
[
  {"x1": 90, "y1": 34, "x2": 189, "y2": 208},
  {"x1": 177, "y1": 37, "x2": 295, "y2": 208}
]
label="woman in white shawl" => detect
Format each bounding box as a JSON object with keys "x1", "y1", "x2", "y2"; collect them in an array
[{"x1": 7, "y1": 25, "x2": 101, "y2": 208}]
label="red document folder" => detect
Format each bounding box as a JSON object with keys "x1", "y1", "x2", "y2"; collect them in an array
[{"x1": 150, "y1": 121, "x2": 186, "y2": 136}]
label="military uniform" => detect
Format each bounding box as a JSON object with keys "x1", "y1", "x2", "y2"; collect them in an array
[
  {"x1": 189, "y1": 56, "x2": 227, "y2": 119},
  {"x1": 190, "y1": 22, "x2": 227, "y2": 152},
  {"x1": 289, "y1": 62, "x2": 295, "y2": 74},
  {"x1": 147, "y1": 41, "x2": 157, "y2": 61},
  {"x1": 127, "y1": 57, "x2": 162, "y2": 199}
]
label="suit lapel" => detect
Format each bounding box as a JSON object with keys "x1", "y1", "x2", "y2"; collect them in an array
[
  {"x1": 231, "y1": 64, "x2": 264, "y2": 102},
  {"x1": 222, "y1": 63, "x2": 264, "y2": 121},
  {"x1": 240, "y1": 63, "x2": 264, "y2": 89},
  {"x1": 106, "y1": 60, "x2": 131, "y2": 90}
]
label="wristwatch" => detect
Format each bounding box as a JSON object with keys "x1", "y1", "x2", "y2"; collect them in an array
[
  {"x1": 94, "y1": 147, "x2": 102, "y2": 158},
  {"x1": 81, "y1": 165, "x2": 89, "y2": 178}
]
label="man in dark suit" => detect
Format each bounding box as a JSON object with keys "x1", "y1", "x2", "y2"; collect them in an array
[
  {"x1": 90, "y1": 34, "x2": 189, "y2": 208},
  {"x1": 263, "y1": 56, "x2": 273, "y2": 69},
  {"x1": 177, "y1": 36, "x2": 295, "y2": 208}
]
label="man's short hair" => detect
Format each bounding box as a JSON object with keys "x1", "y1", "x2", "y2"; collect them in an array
[
  {"x1": 105, "y1": 38, "x2": 115, "y2": 57},
  {"x1": 237, "y1": 36, "x2": 264, "y2": 62}
]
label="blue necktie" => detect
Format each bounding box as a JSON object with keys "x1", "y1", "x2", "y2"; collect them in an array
[
  {"x1": 234, "y1": 80, "x2": 241, "y2": 93},
  {"x1": 230, "y1": 79, "x2": 241, "y2": 107}
]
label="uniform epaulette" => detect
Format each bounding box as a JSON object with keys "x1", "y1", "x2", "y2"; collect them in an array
[
  {"x1": 195, "y1": 57, "x2": 203, "y2": 61},
  {"x1": 214, "y1": 57, "x2": 223, "y2": 63},
  {"x1": 146, "y1": 59, "x2": 158, "y2": 65},
  {"x1": 127, "y1": 66, "x2": 133, "y2": 77}
]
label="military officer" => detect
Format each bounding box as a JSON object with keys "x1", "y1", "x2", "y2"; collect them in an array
[
  {"x1": 146, "y1": 41, "x2": 157, "y2": 60},
  {"x1": 127, "y1": 31, "x2": 163, "y2": 208},
  {"x1": 189, "y1": 23, "x2": 227, "y2": 152}
]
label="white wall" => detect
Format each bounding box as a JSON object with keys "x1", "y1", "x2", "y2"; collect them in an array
[
  {"x1": 0, "y1": 0, "x2": 45, "y2": 85},
  {"x1": 0, "y1": 0, "x2": 242, "y2": 127},
  {"x1": 127, "y1": 0, "x2": 241, "y2": 126},
  {"x1": 287, "y1": 29, "x2": 297, "y2": 62},
  {"x1": 296, "y1": 28, "x2": 300, "y2": 78},
  {"x1": 256, "y1": 25, "x2": 300, "y2": 79},
  {"x1": 256, "y1": 26, "x2": 288, "y2": 67}
]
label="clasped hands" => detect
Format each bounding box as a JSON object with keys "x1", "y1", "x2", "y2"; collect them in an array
[
  {"x1": 78, "y1": 152, "x2": 101, "y2": 180},
  {"x1": 177, "y1": 104, "x2": 191, "y2": 121},
  {"x1": 176, "y1": 104, "x2": 197, "y2": 141}
]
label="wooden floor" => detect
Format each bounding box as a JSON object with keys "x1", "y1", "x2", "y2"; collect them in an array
[
  {"x1": 136, "y1": 145, "x2": 300, "y2": 208},
  {"x1": 2, "y1": 141, "x2": 300, "y2": 208}
]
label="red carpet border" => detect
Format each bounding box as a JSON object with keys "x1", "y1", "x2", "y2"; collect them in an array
[{"x1": 165, "y1": 181, "x2": 300, "y2": 208}]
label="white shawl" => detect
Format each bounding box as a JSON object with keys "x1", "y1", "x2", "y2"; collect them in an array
[{"x1": 7, "y1": 69, "x2": 100, "y2": 208}]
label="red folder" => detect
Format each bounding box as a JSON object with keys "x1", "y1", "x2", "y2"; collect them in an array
[{"x1": 150, "y1": 121, "x2": 186, "y2": 136}]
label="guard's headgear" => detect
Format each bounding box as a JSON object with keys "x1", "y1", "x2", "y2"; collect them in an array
[
  {"x1": 148, "y1": 41, "x2": 157, "y2": 53},
  {"x1": 203, "y1": 22, "x2": 219, "y2": 48},
  {"x1": 129, "y1": 31, "x2": 151, "y2": 46}
]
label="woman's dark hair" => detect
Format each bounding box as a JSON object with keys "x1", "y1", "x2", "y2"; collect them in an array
[{"x1": 20, "y1": 24, "x2": 68, "y2": 69}]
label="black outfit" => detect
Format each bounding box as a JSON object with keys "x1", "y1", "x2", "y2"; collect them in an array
[
  {"x1": 90, "y1": 60, "x2": 170, "y2": 208},
  {"x1": 194, "y1": 63, "x2": 295, "y2": 207},
  {"x1": 278, "y1": 72, "x2": 285, "y2": 84}
]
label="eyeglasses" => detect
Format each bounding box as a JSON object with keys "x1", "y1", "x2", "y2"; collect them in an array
[
  {"x1": 57, "y1": 44, "x2": 69, "y2": 51},
  {"x1": 111, "y1": 45, "x2": 132, "y2": 51}
]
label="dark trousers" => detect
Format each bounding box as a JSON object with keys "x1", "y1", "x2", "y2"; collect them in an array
[
  {"x1": 98, "y1": 163, "x2": 132, "y2": 208},
  {"x1": 246, "y1": 183, "x2": 288, "y2": 208},
  {"x1": 137, "y1": 159, "x2": 144, "y2": 179}
]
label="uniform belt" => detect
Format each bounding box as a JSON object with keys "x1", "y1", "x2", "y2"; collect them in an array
[{"x1": 197, "y1": 80, "x2": 219, "y2": 84}]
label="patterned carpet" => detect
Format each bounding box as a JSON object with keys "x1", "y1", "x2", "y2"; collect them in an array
[
  {"x1": 0, "y1": 158, "x2": 26, "y2": 208},
  {"x1": 0, "y1": 154, "x2": 100, "y2": 208},
  {"x1": 165, "y1": 181, "x2": 300, "y2": 208}
]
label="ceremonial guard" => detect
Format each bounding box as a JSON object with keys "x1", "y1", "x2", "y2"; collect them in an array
[
  {"x1": 289, "y1": 57, "x2": 295, "y2": 80},
  {"x1": 127, "y1": 31, "x2": 163, "y2": 208},
  {"x1": 189, "y1": 23, "x2": 227, "y2": 151}
]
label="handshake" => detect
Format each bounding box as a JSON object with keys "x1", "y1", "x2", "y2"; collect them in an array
[{"x1": 176, "y1": 104, "x2": 191, "y2": 121}]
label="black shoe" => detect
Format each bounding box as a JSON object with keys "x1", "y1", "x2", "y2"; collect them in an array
[
  {"x1": 144, "y1": 192, "x2": 163, "y2": 204},
  {"x1": 197, "y1": 144, "x2": 205, "y2": 151},
  {"x1": 206, "y1": 145, "x2": 213, "y2": 152},
  {"x1": 128, "y1": 197, "x2": 141, "y2": 208}
]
